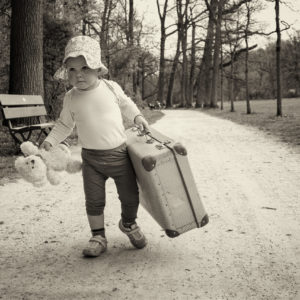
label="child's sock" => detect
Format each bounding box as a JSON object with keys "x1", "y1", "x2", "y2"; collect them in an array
[
  {"x1": 92, "y1": 228, "x2": 106, "y2": 238},
  {"x1": 122, "y1": 221, "x2": 136, "y2": 229}
]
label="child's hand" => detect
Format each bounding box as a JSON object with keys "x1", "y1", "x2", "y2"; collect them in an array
[
  {"x1": 134, "y1": 115, "x2": 150, "y2": 134},
  {"x1": 40, "y1": 141, "x2": 52, "y2": 151}
]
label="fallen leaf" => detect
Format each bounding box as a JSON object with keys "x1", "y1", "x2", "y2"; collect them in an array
[{"x1": 261, "y1": 206, "x2": 277, "y2": 210}]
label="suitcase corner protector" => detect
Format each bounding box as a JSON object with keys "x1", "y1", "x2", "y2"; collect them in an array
[
  {"x1": 165, "y1": 229, "x2": 180, "y2": 238},
  {"x1": 142, "y1": 155, "x2": 156, "y2": 171},
  {"x1": 173, "y1": 143, "x2": 187, "y2": 156},
  {"x1": 200, "y1": 214, "x2": 209, "y2": 227}
]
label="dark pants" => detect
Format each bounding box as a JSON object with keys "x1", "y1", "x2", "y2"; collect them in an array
[{"x1": 81, "y1": 143, "x2": 139, "y2": 223}]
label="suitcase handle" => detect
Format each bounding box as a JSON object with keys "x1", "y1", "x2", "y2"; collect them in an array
[
  {"x1": 132, "y1": 126, "x2": 171, "y2": 147},
  {"x1": 146, "y1": 132, "x2": 171, "y2": 146},
  {"x1": 132, "y1": 126, "x2": 154, "y2": 144}
]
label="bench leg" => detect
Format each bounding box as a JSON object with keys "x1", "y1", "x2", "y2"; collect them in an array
[
  {"x1": 36, "y1": 128, "x2": 51, "y2": 145},
  {"x1": 10, "y1": 129, "x2": 33, "y2": 147},
  {"x1": 9, "y1": 127, "x2": 53, "y2": 149}
]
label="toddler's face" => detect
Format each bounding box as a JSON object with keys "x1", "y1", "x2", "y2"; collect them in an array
[{"x1": 65, "y1": 56, "x2": 99, "y2": 90}]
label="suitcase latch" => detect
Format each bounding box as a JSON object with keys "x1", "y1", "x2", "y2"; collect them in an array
[
  {"x1": 146, "y1": 136, "x2": 154, "y2": 144},
  {"x1": 155, "y1": 143, "x2": 165, "y2": 150}
]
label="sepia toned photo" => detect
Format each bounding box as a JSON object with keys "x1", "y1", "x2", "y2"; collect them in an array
[{"x1": 0, "y1": 0, "x2": 299, "y2": 299}]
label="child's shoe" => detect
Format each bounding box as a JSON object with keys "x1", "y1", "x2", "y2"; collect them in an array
[
  {"x1": 119, "y1": 220, "x2": 147, "y2": 249},
  {"x1": 82, "y1": 235, "x2": 107, "y2": 257}
]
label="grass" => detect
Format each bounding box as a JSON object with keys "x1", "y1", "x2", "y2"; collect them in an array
[
  {"x1": 0, "y1": 108, "x2": 164, "y2": 183},
  {"x1": 199, "y1": 98, "x2": 300, "y2": 151}
]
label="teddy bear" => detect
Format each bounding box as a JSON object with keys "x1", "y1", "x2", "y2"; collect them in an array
[{"x1": 15, "y1": 141, "x2": 82, "y2": 187}]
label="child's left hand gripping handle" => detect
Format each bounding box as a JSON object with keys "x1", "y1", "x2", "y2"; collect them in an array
[
  {"x1": 40, "y1": 141, "x2": 52, "y2": 151},
  {"x1": 134, "y1": 114, "x2": 150, "y2": 134}
]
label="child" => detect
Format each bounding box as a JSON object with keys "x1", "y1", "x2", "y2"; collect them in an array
[{"x1": 42, "y1": 35, "x2": 149, "y2": 257}]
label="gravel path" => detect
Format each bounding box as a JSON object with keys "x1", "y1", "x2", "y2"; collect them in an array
[{"x1": 0, "y1": 110, "x2": 299, "y2": 300}]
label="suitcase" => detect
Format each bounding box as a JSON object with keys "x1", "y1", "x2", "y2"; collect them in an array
[{"x1": 126, "y1": 126, "x2": 209, "y2": 237}]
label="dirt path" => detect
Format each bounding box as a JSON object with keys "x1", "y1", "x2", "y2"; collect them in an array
[{"x1": 0, "y1": 110, "x2": 299, "y2": 300}]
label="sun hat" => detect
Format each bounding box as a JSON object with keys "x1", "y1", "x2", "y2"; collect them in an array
[{"x1": 54, "y1": 35, "x2": 108, "y2": 80}]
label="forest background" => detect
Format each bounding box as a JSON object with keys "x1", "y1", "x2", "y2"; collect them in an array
[{"x1": 0, "y1": 0, "x2": 299, "y2": 158}]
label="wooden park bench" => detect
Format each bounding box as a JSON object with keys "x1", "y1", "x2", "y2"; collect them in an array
[{"x1": 0, "y1": 94, "x2": 54, "y2": 147}]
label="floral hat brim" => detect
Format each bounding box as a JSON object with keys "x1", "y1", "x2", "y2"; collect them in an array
[
  {"x1": 53, "y1": 36, "x2": 108, "y2": 81},
  {"x1": 53, "y1": 62, "x2": 108, "y2": 81}
]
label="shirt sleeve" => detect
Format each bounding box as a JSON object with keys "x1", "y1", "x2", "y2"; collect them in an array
[
  {"x1": 108, "y1": 80, "x2": 141, "y2": 123},
  {"x1": 44, "y1": 91, "x2": 75, "y2": 146}
]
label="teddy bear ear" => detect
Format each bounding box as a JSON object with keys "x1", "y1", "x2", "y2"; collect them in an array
[{"x1": 20, "y1": 141, "x2": 39, "y2": 156}]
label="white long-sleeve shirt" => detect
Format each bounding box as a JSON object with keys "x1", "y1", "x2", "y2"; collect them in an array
[{"x1": 45, "y1": 79, "x2": 141, "y2": 150}]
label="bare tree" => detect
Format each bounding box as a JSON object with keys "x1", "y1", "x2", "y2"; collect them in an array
[
  {"x1": 188, "y1": 14, "x2": 196, "y2": 106},
  {"x1": 220, "y1": 43, "x2": 224, "y2": 109},
  {"x1": 199, "y1": 0, "x2": 253, "y2": 108},
  {"x1": 156, "y1": 0, "x2": 168, "y2": 104},
  {"x1": 210, "y1": 0, "x2": 225, "y2": 108},
  {"x1": 166, "y1": 20, "x2": 182, "y2": 108},
  {"x1": 223, "y1": 12, "x2": 244, "y2": 112},
  {"x1": 244, "y1": 0, "x2": 251, "y2": 114},
  {"x1": 128, "y1": 0, "x2": 137, "y2": 93},
  {"x1": 156, "y1": 0, "x2": 176, "y2": 104},
  {"x1": 100, "y1": 0, "x2": 115, "y2": 69},
  {"x1": 275, "y1": 0, "x2": 282, "y2": 116},
  {"x1": 178, "y1": 0, "x2": 191, "y2": 107},
  {"x1": 195, "y1": 0, "x2": 217, "y2": 108}
]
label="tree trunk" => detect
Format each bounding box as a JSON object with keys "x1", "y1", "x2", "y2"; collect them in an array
[
  {"x1": 275, "y1": 0, "x2": 282, "y2": 116},
  {"x1": 157, "y1": 0, "x2": 169, "y2": 104},
  {"x1": 141, "y1": 58, "x2": 145, "y2": 100},
  {"x1": 245, "y1": 37, "x2": 251, "y2": 113},
  {"x1": 128, "y1": 0, "x2": 134, "y2": 44},
  {"x1": 166, "y1": 31, "x2": 181, "y2": 108},
  {"x1": 157, "y1": 33, "x2": 166, "y2": 103},
  {"x1": 229, "y1": 59, "x2": 235, "y2": 112},
  {"x1": 181, "y1": 20, "x2": 188, "y2": 107},
  {"x1": 196, "y1": 0, "x2": 217, "y2": 107},
  {"x1": 245, "y1": 2, "x2": 251, "y2": 114},
  {"x1": 9, "y1": 0, "x2": 44, "y2": 97},
  {"x1": 189, "y1": 20, "x2": 196, "y2": 106},
  {"x1": 100, "y1": 0, "x2": 113, "y2": 67},
  {"x1": 210, "y1": 0, "x2": 224, "y2": 108},
  {"x1": 81, "y1": 0, "x2": 88, "y2": 35},
  {"x1": 181, "y1": 0, "x2": 190, "y2": 107},
  {"x1": 220, "y1": 44, "x2": 223, "y2": 110},
  {"x1": 128, "y1": 0, "x2": 137, "y2": 94},
  {"x1": 195, "y1": 62, "x2": 204, "y2": 108}
]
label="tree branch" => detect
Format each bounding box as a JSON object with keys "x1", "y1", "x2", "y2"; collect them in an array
[
  {"x1": 165, "y1": 27, "x2": 178, "y2": 37},
  {"x1": 222, "y1": 44, "x2": 257, "y2": 67},
  {"x1": 223, "y1": 0, "x2": 252, "y2": 15},
  {"x1": 84, "y1": 19, "x2": 100, "y2": 35},
  {"x1": 248, "y1": 20, "x2": 290, "y2": 36}
]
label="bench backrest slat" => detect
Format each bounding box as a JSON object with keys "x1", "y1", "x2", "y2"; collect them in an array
[
  {"x1": 3, "y1": 106, "x2": 47, "y2": 119},
  {"x1": 0, "y1": 94, "x2": 44, "y2": 106}
]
